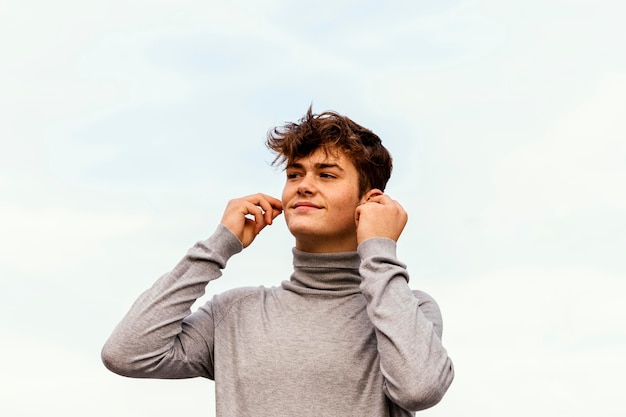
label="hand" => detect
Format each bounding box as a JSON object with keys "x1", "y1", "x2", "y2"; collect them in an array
[
  {"x1": 220, "y1": 193, "x2": 283, "y2": 248},
  {"x1": 355, "y1": 189, "x2": 408, "y2": 245}
]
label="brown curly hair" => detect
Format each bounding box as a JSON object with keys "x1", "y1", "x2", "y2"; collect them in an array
[{"x1": 266, "y1": 106, "x2": 393, "y2": 197}]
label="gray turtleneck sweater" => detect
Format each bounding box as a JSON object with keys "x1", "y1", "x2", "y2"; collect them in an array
[{"x1": 102, "y1": 225, "x2": 454, "y2": 416}]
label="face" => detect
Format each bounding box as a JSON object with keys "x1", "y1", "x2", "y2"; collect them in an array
[{"x1": 281, "y1": 147, "x2": 366, "y2": 253}]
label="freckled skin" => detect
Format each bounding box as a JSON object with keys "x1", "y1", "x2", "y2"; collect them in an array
[
  {"x1": 281, "y1": 149, "x2": 366, "y2": 253},
  {"x1": 221, "y1": 148, "x2": 407, "y2": 253}
]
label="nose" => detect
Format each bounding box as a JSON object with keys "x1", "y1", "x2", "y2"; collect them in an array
[{"x1": 297, "y1": 173, "x2": 316, "y2": 195}]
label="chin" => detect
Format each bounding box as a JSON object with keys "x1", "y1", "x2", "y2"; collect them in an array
[{"x1": 286, "y1": 222, "x2": 319, "y2": 238}]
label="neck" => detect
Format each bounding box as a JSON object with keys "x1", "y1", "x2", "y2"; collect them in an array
[
  {"x1": 294, "y1": 235, "x2": 358, "y2": 253},
  {"x1": 281, "y1": 247, "x2": 362, "y2": 296}
]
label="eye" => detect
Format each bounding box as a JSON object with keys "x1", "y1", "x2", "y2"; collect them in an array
[
  {"x1": 286, "y1": 171, "x2": 302, "y2": 179},
  {"x1": 320, "y1": 172, "x2": 337, "y2": 179}
]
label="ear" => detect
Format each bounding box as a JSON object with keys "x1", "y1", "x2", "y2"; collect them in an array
[{"x1": 359, "y1": 188, "x2": 383, "y2": 204}]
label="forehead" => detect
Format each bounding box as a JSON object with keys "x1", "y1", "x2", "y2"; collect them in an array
[{"x1": 288, "y1": 147, "x2": 354, "y2": 168}]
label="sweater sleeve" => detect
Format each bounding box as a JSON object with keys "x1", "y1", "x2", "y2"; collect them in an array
[
  {"x1": 101, "y1": 224, "x2": 243, "y2": 380},
  {"x1": 357, "y1": 238, "x2": 454, "y2": 411}
]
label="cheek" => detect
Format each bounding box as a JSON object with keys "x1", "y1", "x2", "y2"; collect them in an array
[
  {"x1": 281, "y1": 183, "x2": 292, "y2": 205},
  {"x1": 281, "y1": 185, "x2": 293, "y2": 221},
  {"x1": 334, "y1": 195, "x2": 361, "y2": 219}
]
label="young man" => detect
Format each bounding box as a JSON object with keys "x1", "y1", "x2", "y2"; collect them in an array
[{"x1": 102, "y1": 108, "x2": 454, "y2": 416}]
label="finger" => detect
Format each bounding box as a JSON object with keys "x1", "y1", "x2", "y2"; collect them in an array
[
  {"x1": 263, "y1": 194, "x2": 284, "y2": 210},
  {"x1": 252, "y1": 197, "x2": 274, "y2": 226},
  {"x1": 270, "y1": 207, "x2": 283, "y2": 221},
  {"x1": 243, "y1": 202, "x2": 268, "y2": 234},
  {"x1": 249, "y1": 194, "x2": 283, "y2": 225},
  {"x1": 262, "y1": 196, "x2": 283, "y2": 225},
  {"x1": 248, "y1": 193, "x2": 282, "y2": 209}
]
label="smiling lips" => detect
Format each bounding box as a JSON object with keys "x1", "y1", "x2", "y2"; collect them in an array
[{"x1": 293, "y1": 201, "x2": 322, "y2": 211}]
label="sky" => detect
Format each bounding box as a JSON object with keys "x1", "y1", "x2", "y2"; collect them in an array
[{"x1": 1, "y1": 0, "x2": 625, "y2": 415}]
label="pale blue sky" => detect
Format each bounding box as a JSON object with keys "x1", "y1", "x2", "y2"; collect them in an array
[{"x1": 1, "y1": 1, "x2": 625, "y2": 415}]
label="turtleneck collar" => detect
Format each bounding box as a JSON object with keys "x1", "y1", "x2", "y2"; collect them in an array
[{"x1": 281, "y1": 247, "x2": 363, "y2": 297}]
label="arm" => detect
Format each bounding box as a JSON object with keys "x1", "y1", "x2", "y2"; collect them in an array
[
  {"x1": 101, "y1": 224, "x2": 243, "y2": 379},
  {"x1": 355, "y1": 191, "x2": 454, "y2": 410},
  {"x1": 358, "y1": 238, "x2": 454, "y2": 411},
  {"x1": 101, "y1": 194, "x2": 283, "y2": 379}
]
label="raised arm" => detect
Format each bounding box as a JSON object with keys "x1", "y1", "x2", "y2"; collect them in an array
[
  {"x1": 101, "y1": 194, "x2": 282, "y2": 379},
  {"x1": 101, "y1": 225, "x2": 242, "y2": 378},
  {"x1": 358, "y1": 239, "x2": 454, "y2": 411},
  {"x1": 355, "y1": 191, "x2": 454, "y2": 411}
]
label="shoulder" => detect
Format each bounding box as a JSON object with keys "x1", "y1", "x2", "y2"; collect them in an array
[
  {"x1": 411, "y1": 289, "x2": 442, "y2": 315},
  {"x1": 209, "y1": 286, "x2": 277, "y2": 324},
  {"x1": 412, "y1": 289, "x2": 438, "y2": 306},
  {"x1": 212, "y1": 286, "x2": 267, "y2": 308},
  {"x1": 412, "y1": 289, "x2": 445, "y2": 337}
]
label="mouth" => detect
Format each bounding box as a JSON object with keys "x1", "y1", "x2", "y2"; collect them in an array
[{"x1": 292, "y1": 201, "x2": 322, "y2": 211}]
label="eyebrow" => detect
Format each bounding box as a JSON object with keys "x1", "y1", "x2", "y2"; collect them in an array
[{"x1": 286, "y1": 162, "x2": 345, "y2": 171}]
